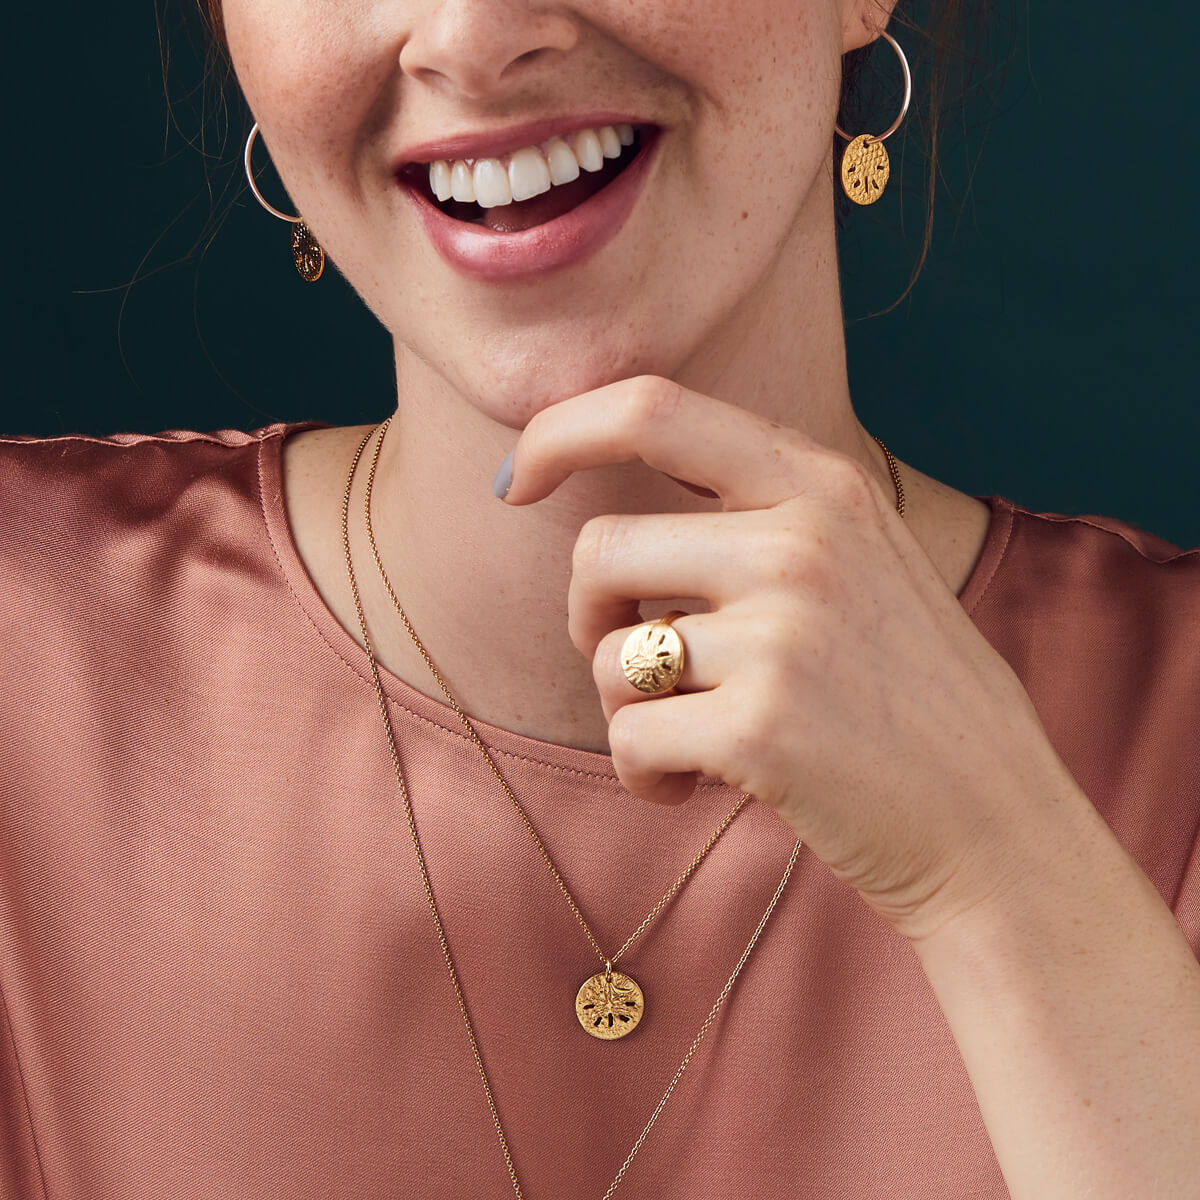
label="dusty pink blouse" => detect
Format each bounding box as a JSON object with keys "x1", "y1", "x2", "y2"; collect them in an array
[{"x1": 2, "y1": 423, "x2": 1198, "y2": 1199}]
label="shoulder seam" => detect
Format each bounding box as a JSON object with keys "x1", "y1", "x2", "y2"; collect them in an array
[
  {"x1": 1013, "y1": 507, "x2": 1198, "y2": 566},
  {"x1": 0, "y1": 427, "x2": 285, "y2": 450},
  {"x1": 0, "y1": 976, "x2": 49, "y2": 1200}
]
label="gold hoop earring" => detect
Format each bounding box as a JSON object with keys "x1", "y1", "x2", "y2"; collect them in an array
[
  {"x1": 835, "y1": 30, "x2": 912, "y2": 206},
  {"x1": 243, "y1": 122, "x2": 326, "y2": 282}
]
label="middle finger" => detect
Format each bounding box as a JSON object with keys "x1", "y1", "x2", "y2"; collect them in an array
[{"x1": 568, "y1": 509, "x2": 747, "y2": 658}]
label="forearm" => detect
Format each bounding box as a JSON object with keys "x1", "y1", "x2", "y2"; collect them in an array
[{"x1": 912, "y1": 790, "x2": 1200, "y2": 1199}]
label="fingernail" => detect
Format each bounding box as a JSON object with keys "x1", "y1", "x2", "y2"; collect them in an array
[{"x1": 491, "y1": 450, "x2": 514, "y2": 500}]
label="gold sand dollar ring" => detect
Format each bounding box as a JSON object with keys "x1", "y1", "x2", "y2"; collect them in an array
[{"x1": 620, "y1": 610, "x2": 688, "y2": 695}]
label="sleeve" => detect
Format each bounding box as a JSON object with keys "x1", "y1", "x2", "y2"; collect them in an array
[{"x1": 0, "y1": 982, "x2": 47, "y2": 1200}]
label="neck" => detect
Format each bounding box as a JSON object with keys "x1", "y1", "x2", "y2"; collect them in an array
[{"x1": 346, "y1": 229, "x2": 903, "y2": 755}]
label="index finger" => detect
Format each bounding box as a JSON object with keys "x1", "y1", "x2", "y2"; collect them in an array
[{"x1": 502, "y1": 375, "x2": 817, "y2": 511}]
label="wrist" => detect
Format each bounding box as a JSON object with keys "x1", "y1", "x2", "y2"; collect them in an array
[
  {"x1": 897, "y1": 765, "x2": 1113, "y2": 950},
  {"x1": 908, "y1": 782, "x2": 1133, "y2": 976},
  {"x1": 905, "y1": 779, "x2": 1200, "y2": 1200}
]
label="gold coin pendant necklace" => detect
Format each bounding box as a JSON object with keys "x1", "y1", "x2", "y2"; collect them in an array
[
  {"x1": 357, "y1": 417, "x2": 754, "y2": 1039},
  {"x1": 340, "y1": 419, "x2": 903, "y2": 1197}
]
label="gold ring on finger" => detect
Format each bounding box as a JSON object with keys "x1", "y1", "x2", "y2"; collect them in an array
[{"x1": 620, "y1": 610, "x2": 688, "y2": 695}]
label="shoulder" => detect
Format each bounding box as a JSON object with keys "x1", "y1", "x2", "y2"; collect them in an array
[
  {"x1": 0, "y1": 423, "x2": 299, "y2": 512},
  {"x1": 1007, "y1": 498, "x2": 1194, "y2": 567},
  {"x1": 0, "y1": 421, "x2": 334, "y2": 643},
  {"x1": 973, "y1": 496, "x2": 1199, "y2": 686},
  {"x1": 974, "y1": 495, "x2": 1199, "y2": 628},
  {"x1": 0, "y1": 421, "x2": 329, "y2": 555},
  {"x1": 989, "y1": 500, "x2": 1200, "y2": 923},
  {"x1": 972, "y1": 497, "x2": 1200, "y2": 902}
]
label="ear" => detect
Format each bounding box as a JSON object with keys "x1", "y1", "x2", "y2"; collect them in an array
[{"x1": 842, "y1": 0, "x2": 901, "y2": 54}]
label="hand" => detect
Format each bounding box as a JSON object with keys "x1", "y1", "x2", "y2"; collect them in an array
[{"x1": 500, "y1": 376, "x2": 1086, "y2": 942}]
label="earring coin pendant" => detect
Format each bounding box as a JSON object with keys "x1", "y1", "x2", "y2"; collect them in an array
[
  {"x1": 291, "y1": 221, "x2": 325, "y2": 282},
  {"x1": 575, "y1": 962, "x2": 645, "y2": 1040},
  {"x1": 840, "y1": 134, "x2": 890, "y2": 205}
]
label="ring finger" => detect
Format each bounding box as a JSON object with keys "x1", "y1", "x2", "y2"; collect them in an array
[{"x1": 593, "y1": 611, "x2": 732, "y2": 722}]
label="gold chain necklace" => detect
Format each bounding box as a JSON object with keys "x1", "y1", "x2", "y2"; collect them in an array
[
  {"x1": 340, "y1": 420, "x2": 903, "y2": 1198},
  {"x1": 361, "y1": 416, "x2": 752, "y2": 1040}
]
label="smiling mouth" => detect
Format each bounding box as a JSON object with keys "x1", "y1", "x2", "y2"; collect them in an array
[{"x1": 399, "y1": 124, "x2": 651, "y2": 234}]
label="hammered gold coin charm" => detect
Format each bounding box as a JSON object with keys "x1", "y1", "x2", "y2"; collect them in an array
[
  {"x1": 576, "y1": 964, "x2": 644, "y2": 1040},
  {"x1": 620, "y1": 616, "x2": 685, "y2": 695},
  {"x1": 840, "y1": 134, "x2": 890, "y2": 205},
  {"x1": 291, "y1": 221, "x2": 325, "y2": 282}
]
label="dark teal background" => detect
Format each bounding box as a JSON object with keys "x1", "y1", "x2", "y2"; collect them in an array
[{"x1": 7, "y1": 3, "x2": 1198, "y2": 547}]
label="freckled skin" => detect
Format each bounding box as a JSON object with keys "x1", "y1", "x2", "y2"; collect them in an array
[{"x1": 220, "y1": 0, "x2": 897, "y2": 431}]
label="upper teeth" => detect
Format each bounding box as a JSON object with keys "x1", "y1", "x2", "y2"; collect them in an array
[{"x1": 427, "y1": 123, "x2": 636, "y2": 209}]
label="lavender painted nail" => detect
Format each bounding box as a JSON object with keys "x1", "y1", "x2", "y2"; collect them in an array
[{"x1": 491, "y1": 450, "x2": 514, "y2": 499}]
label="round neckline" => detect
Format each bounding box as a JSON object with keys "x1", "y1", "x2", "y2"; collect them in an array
[{"x1": 256, "y1": 420, "x2": 1013, "y2": 778}]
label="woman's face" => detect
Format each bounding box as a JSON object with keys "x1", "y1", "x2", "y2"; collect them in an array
[{"x1": 222, "y1": 0, "x2": 888, "y2": 427}]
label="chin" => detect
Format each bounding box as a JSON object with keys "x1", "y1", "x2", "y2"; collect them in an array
[
  {"x1": 460, "y1": 345, "x2": 675, "y2": 430},
  {"x1": 473, "y1": 371, "x2": 625, "y2": 431}
]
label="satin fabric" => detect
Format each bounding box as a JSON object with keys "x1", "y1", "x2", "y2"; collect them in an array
[{"x1": 1, "y1": 424, "x2": 1197, "y2": 1199}]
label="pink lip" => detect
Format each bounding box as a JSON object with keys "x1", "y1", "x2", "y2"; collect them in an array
[
  {"x1": 399, "y1": 127, "x2": 661, "y2": 283},
  {"x1": 393, "y1": 113, "x2": 654, "y2": 168}
]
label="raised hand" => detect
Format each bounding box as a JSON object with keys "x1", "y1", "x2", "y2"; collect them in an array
[{"x1": 500, "y1": 375, "x2": 1086, "y2": 942}]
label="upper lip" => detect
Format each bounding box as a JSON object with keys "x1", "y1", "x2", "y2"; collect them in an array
[{"x1": 392, "y1": 112, "x2": 655, "y2": 170}]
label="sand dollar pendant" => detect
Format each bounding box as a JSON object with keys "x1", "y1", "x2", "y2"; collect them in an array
[
  {"x1": 840, "y1": 134, "x2": 890, "y2": 205},
  {"x1": 576, "y1": 961, "x2": 644, "y2": 1040},
  {"x1": 291, "y1": 220, "x2": 326, "y2": 282}
]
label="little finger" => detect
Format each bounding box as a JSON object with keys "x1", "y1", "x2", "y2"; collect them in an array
[{"x1": 607, "y1": 689, "x2": 723, "y2": 806}]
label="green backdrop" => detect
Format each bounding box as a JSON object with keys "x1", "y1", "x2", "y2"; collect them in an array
[{"x1": 7, "y1": 2, "x2": 1197, "y2": 548}]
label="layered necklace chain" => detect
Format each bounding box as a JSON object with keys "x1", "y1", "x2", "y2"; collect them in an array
[
  {"x1": 339, "y1": 418, "x2": 903, "y2": 1196},
  {"x1": 359, "y1": 415, "x2": 749, "y2": 1039}
]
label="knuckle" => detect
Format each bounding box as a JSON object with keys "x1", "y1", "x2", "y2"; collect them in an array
[
  {"x1": 625, "y1": 375, "x2": 685, "y2": 428},
  {"x1": 741, "y1": 608, "x2": 830, "y2": 703},
  {"x1": 728, "y1": 690, "x2": 774, "y2": 763},
  {"x1": 564, "y1": 604, "x2": 593, "y2": 657},
  {"x1": 755, "y1": 610, "x2": 801, "y2": 666},
  {"x1": 592, "y1": 629, "x2": 625, "y2": 688},
  {"x1": 607, "y1": 706, "x2": 641, "y2": 760},
  {"x1": 757, "y1": 525, "x2": 806, "y2": 577},
  {"x1": 821, "y1": 452, "x2": 877, "y2": 512},
  {"x1": 574, "y1": 514, "x2": 630, "y2": 574}
]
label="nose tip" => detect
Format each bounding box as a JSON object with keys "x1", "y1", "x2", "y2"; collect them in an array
[{"x1": 399, "y1": 6, "x2": 578, "y2": 99}]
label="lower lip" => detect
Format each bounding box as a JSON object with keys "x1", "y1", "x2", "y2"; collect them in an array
[{"x1": 399, "y1": 130, "x2": 661, "y2": 283}]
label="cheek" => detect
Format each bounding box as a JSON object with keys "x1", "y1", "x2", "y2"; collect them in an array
[
  {"x1": 222, "y1": 0, "x2": 386, "y2": 190},
  {"x1": 603, "y1": 0, "x2": 838, "y2": 119},
  {"x1": 601, "y1": 1, "x2": 841, "y2": 213}
]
